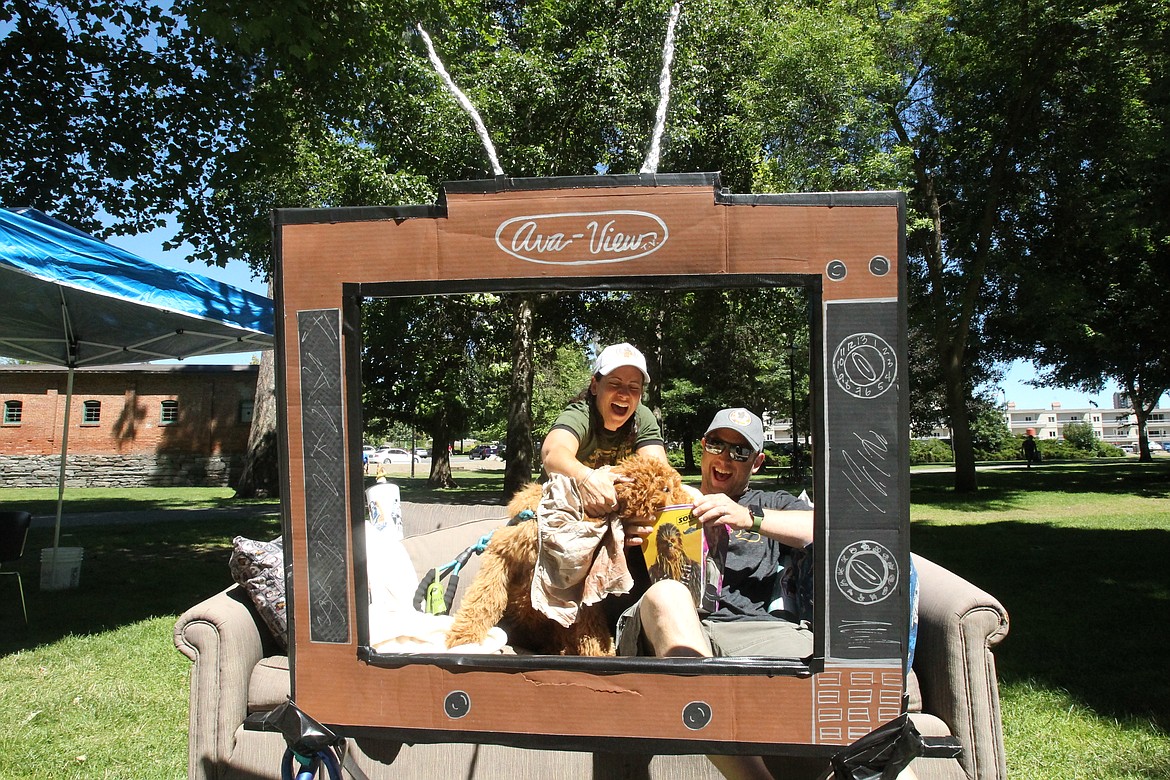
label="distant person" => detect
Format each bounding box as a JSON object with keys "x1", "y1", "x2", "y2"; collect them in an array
[
  {"x1": 1022, "y1": 430, "x2": 1039, "y2": 468},
  {"x1": 541, "y1": 342, "x2": 668, "y2": 516}
]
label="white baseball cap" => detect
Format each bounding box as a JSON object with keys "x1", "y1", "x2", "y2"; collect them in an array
[{"x1": 593, "y1": 343, "x2": 650, "y2": 384}]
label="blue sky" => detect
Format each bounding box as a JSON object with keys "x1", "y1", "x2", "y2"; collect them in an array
[{"x1": 108, "y1": 225, "x2": 1163, "y2": 412}]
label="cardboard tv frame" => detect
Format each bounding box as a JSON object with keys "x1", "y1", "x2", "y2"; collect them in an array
[{"x1": 273, "y1": 172, "x2": 909, "y2": 758}]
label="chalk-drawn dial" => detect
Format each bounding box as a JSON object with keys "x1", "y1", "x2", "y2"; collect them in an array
[
  {"x1": 835, "y1": 541, "x2": 899, "y2": 605},
  {"x1": 832, "y1": 333, "x2": 896, "y2": 399}
]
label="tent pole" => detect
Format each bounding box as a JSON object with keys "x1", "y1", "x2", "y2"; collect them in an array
[{"x1": 53, "y1": 366, "x2": 74, "y2": 552}]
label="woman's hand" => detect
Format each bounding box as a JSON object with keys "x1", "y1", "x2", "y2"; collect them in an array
[{"x1": 577, "y1": 465, "x2": 623, "y2": 518}]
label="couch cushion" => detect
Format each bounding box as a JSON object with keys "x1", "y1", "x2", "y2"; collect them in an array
[
  {"x1": 230, "y1": 536, "x2": 288, "y2": 650},
  {"x1": 248, "y1": 655, "x2": 291, "y2": 712},
  {"x1": 400, "y1": 515, "x2": 507, "y2": 611},
  {"x1": 906, "y1": 669, "x2": 923, "y2": 713}
]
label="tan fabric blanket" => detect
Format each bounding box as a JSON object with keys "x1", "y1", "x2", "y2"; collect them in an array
[{"x1": 530, "y1": 474, "x2": 633, "y2": 627}]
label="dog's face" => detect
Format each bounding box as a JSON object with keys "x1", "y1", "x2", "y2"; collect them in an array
[{"x1": 612, "y1": 454, "x2": 692, "y2": 524}]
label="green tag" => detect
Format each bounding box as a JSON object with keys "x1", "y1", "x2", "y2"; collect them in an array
[{"x1": 425, "y1": 570, "x2": 447, "y2": 615}]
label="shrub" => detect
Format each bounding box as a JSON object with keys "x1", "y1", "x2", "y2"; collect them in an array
[
  {"x1": 1063, "y1": 421, "x2": 1098, "y2": 452},
  {"x1": 971, "y1": 404, "x2": 1015, "y2": 461},
  {"x1": 910, "y1": 438, "x2": 953, "y2": 464},
  {"x1": 981, "y1": 437, "x2": 1027, "y2": 462},
  {"x1": 1028, "y1": 436, "x2": 1127, "y2": 461}
]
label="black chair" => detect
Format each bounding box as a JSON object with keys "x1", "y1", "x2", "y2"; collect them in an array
[{"x1": 0, "y1": 511, "x2": 33, "y2": 623}]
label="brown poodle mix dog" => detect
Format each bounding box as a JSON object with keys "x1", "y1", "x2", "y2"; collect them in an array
[{"x1": 445, "y1": 453, "x2": 693, "y2": 655}]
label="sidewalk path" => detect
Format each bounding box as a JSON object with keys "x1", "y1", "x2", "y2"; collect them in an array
[{"x1": 31, "y1": 504, "x2": 281, "y2": 529}]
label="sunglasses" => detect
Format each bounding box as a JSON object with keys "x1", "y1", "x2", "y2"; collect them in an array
[{"x1": 702, "y1": 437, "x2": 755, "y2": 462}]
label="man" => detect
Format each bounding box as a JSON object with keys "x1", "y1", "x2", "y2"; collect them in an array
[
  {"x1": 1022, "y1": 430, "x2": 1039, "y2": 468},
  {"x1": 614, "y1": 407, "x2": 812, "y2": 780},
  {"x1": 617, "y1": 407, "x2": 918, "y2": 780},
  {"x1": 617, "y1": 407, "x2": 813, "y2": 661}
]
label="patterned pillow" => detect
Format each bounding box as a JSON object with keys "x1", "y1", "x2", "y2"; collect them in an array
[{"x1": 230, "y1": 536, "x2": 288, "y2": 650}]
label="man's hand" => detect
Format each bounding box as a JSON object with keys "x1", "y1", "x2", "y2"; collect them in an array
[{"x1": 690, "y1": 492, "x2": 753, "y2": 531}]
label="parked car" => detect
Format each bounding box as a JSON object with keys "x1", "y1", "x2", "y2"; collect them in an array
[
  {"x1": 414, "y1": 448, "x2": 430, "y2": 459},
  {"x1": 368, "y1": 447, "x2": 419, "y2": 464},
  {"x1": 467, "y1": 444, "x2": 499, "y2": 460}
]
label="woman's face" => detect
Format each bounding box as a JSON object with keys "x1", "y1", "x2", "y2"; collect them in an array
[{"x1": 590, "y1": 365, "x2": 645, "y2": 431}]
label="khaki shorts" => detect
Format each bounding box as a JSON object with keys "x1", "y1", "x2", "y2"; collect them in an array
[{"x1": 616, "y1": 601, "x2": 813, "y2": 658}]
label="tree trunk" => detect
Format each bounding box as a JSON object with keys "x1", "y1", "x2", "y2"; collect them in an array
[
  {"x1": 427, "y1": 410, "x2": 458, "y2": 489},
  {"x1": 942, "y1": 345, "x2": 978, "y2": 493},
  {"x1": 1126, "y1": 379, "x2": 1162, "y2": 463},
  {"x1": 234, "y1": 348, "x2": 280, "y2": 498},
  {"x1": 504, "y1": 294, "x2": 536, "y2": 499}
]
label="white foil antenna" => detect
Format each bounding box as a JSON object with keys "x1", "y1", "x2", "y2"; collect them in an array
[
  {"x1": 417, "y1": 24, "x2": 505, "y2": 177},
  {"x1": 640, "y1": 2, "x2": 682, "y2": 175}
]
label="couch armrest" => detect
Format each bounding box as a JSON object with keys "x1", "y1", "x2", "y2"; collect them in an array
[
  {"x1": 174, "y1": 585, "x2": 273, "y2": 780},
  {"x1": 911, "y1": 554, "x2": 1010, "y2": 780}
]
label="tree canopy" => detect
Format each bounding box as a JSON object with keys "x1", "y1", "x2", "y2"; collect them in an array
[{"x1": 4, "y1": 0, "x2": 1167, "y2": 487}]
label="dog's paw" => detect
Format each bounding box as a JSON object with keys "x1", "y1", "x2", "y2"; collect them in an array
[{"x1": 444, "y1": 621, "x2": 486, "y2": 649}]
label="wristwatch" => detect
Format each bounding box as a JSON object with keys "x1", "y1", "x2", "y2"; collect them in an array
[{"x1": 749, "y1": 503, "x2": 764, "y2": 531}]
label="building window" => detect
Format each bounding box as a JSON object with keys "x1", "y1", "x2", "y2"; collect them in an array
[
  {"x1": 160, "y1": 400, "x2": 179, "y2": 425},
  {"x1": 239, "y1": 399, "x2": 254, "y2": 423},
  {"x1": 82, "y1": 400, "x2": 101, "y2": 425},
  {"x1": 3, "y1": 400, "x2": 21, "y2": 425},
  {"x1": 1093, "y1": 415, "x2": 1100, "y2": 423},
  {"x1": 1024, "y1": 415, "x2": 1033, "y2": 422}
]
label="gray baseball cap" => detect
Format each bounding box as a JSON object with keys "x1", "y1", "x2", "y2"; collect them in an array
[{"x1": 704, "y1": 407, "x2": 764, "y2": 453}]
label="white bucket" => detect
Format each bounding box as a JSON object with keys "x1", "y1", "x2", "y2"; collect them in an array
[{"x1": 40, "y1": 546, "x2": 84, "y2": 591}]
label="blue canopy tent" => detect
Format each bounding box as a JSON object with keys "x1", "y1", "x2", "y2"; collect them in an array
[{"x1": 0, "y1": 207, "x2": 274, "y2": 562}]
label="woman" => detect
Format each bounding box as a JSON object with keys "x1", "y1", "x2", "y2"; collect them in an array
[{"x1": 541, "y1": 342, "x2": 669, "y2": 518}]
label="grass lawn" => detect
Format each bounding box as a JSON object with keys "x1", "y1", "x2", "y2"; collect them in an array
[
  {"x1": 0, "y1": 460, "x2": 1168, "y2": 778},
  {"x1": 0, "y1": 486, "x2": 280, "y2": 517}
]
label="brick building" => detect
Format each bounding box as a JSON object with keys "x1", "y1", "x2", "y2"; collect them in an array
[{"x1": 0, "y1": 363, "x2": 259, "y2": 488}]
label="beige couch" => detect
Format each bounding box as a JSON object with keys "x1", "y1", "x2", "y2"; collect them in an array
[{"x1": 175, "y1": 501, "x2": 1010, "y2": 780}]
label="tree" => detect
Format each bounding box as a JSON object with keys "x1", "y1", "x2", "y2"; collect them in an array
[
  {"x1": 502, "y1": 294, "x2": 536, "y2": 498},
  {"x1": 584, "y1": 286, "x2": 810, "y2": 468},
  {"x1": 363, "y1": 294, "x2": 511, "y2": 489},
  {"x1": 1063, "y1": 422, "x2": 1097, "y2": 453},
  {"x1": 18, "y1": 0, "x2": 1163, "y2": 492},
  {"x1": 1, "y1": 1, "x2": 177, "y2": 231},
  {"x1": 985, "y1": 1, "x2": 1170, "y2": 462},
  {"x1": 531, "y1": 344, "x2": 593, "y2": 439},
  {"x1": 968, "y1": 395, "x2": 1012, "y2": 461},
  {"x1": 859, "y1": 0, "x2": 1169, "y2": 489}
]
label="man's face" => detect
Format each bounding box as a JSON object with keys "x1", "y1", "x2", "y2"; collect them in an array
[
  {"x1": 590, "y1": 365, "x2": 644, "y2": 431},
  {"x1": 700, "y1": 427, "x2": 764, "y2": 498}
]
